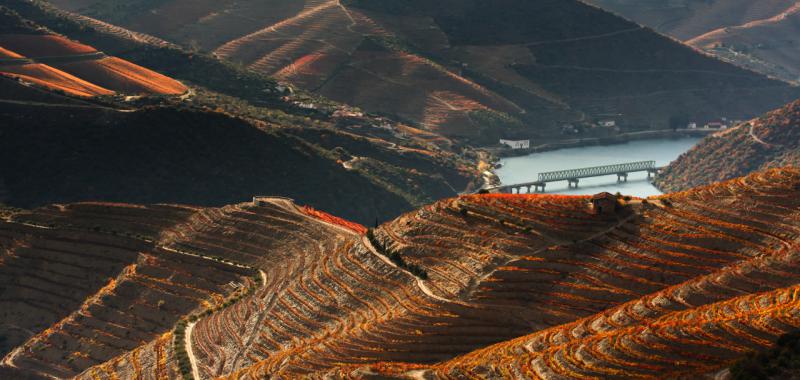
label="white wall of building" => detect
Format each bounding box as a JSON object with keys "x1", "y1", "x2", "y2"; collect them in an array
[{"x1": 500, "y1": 139, "x2": 531, "y2": 149}]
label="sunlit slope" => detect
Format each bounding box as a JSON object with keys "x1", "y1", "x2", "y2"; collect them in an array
[
  {"x1": 3, "y1": 168, "x2": 794, "y2": 378},
  {"x1": 657, "y1": 99, "x2": 800, "y2": 192},
  {"x1": 0, "y1": 45, "x2": 113, "y2": 97},
  {"x1": 320, "y1": 168, "x2": 800, "y2": 379},
  {"x1": 0, "y1": 30, "x2": 186, "y2": 96}
]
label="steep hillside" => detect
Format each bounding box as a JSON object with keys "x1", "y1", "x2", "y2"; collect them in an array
[
  {"x1": 0, "y1": 89, "x2": 474, "y2": 224},
  {"x1": 656, "y1": 99, "x2": 800, "y2": 192},
  {"x1": 584, "y1": 0, "x2": 800, "y2": 84},
  {"x1": 324, "y1": 168, "x2": 800, "y2": 379},
  {"x1": 2, "y1": 168, "x2": 800, "y2": 379},
  {"x1": 0, "y1": 8, "x2": 186, "y2": 96},
  {"x1": 0, "y1": 3, "x2": 482, "y2": 224},
  {"x1": 688, "y1": 4, "x2": 800, "y2": 85},
  {"x1": 37, "y1": 0, "x2": 800, "y2": 142}
]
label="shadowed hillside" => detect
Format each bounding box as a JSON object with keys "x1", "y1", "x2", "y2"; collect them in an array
[
  {"x1": 0, "y1": 85, "x2": 469, "y2": 224},
  {"x1": 0, "y1": 4, "x2": 482, "y2": 224},
  {"x1": 2, "y1": 168, "x2": 800, "y2": 378},
  {"x1": 34, "y1": 0, "x2": 800, "y2": 143},
  {"x1": 656, "y1": 98, "x2": 800, "y2": 192},
  {"x1": 585, "y1": 0, "x2": 800, "y2": 84}
]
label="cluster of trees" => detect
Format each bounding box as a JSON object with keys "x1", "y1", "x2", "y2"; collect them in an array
[
  {"x1": 188, "y1": 274, "x2": 261, "y2": 323},
  {"x1": 172, "y1": 321, "x2": 192, "y2": 380},
  {"x1": 731, "y1": 331, "x2": 800, "y2": 380},
  {"x1": 366, "y1": 229, "x2": 428, "y2": 279}
]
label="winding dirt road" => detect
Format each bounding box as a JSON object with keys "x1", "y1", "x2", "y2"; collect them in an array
[{"x1": 184, "y1": 322, "x2": 201, "y2": 380}]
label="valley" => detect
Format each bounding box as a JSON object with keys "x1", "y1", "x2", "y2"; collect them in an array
[{"x1": 1, "y1": 1, "x2": 800, "y2": 379}]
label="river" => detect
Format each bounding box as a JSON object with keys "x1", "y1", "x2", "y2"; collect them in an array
[{"x1": 495, "y1": 137, "x2": 701, "y2": 197}]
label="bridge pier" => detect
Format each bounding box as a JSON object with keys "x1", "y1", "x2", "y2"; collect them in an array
[
  {"x1": 534, "y1": 183, "x2": 546, "y2": 193},
  {"x1": 647, "y1": 169, "x2": 658, "y2": 180},
  {"x1": 568, "y1": 178, "x2": 579, "y2": 189},
  {"x1": 617, "y1": 173, "x2": 628, "y2": 183}
]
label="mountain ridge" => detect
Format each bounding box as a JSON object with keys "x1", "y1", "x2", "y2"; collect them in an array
[
  {"x1": 584, "y1": 0, "x2": 800, "y2": 84},
  {"x1": 37, "y1": 0, "x2": 800, "y2": 143}
]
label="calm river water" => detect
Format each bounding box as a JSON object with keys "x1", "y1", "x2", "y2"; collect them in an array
[{"x1": 495, "y1": 138, "x2": 701, "y2": 197}]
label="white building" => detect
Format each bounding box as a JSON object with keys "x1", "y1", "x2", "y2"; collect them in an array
[
  {"x1": 499, "y1": 139, "x2": 531, "y2": 149},
  {"x1": 597, "y1": 120, "x2": 616, "y2": 128},
  {"x1": 687, "y1": 122, "x2": 698, "y2": 129},
  {"x1": 705, "y1": 121, "x2": 728, "y2": 130}
]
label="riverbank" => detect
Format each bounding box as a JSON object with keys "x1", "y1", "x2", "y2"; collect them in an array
[{"x1": 489, "y1": 129, "x2": 714, "y2": 158}]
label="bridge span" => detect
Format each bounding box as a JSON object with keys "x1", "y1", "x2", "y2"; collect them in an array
[{"x1": 486, "y1": 161, "x2": 662, "y2": 194}]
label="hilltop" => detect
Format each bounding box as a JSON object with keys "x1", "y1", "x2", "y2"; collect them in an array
[
  {"x1": 656, "y1": 98, "x2": 800, "y2": 192},
  {"x1": 1, "y1": 168, "x2": 800, "y2": 378},
  {"x1": 35, "y1": 0, "x2": 800, "y2": 143},
  {"x1": 584, "y1": 0, "x2": 800, "y2": 84},
  {"x1": 0, "y1": 4, "x2": 482, "y2": 224}
]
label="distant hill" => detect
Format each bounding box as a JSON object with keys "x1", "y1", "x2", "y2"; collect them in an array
[
  {"x1": 655, "y1": 98, "x2": 800, "y2": 192},
  {"x1": 0, "y1": 5, "x2": 481, "y2": 224},
  {"x1": 584, "y1": 0, "x2": 800, "y2": 84},
  {"x1": 0, "y1": 8, "x2": 186, "y2": 96},
  {"x1": 37, "y1": 0, "x2": 800, "y2": 143},
  {"x1": 0, "y1": 78, "x2": 472, "y2": 225},
  {"x1": 1, "y1": 168, "x2": 800, "y2": 379}
]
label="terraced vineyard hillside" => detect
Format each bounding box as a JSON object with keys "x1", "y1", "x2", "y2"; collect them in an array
[
  {"x1": 2, "y1": 168, "x2": 800, "y2": 379},
  {"x1": 39, "y1": 0, "x2": 800, "y2": 142},
  {"x1": 0, "y1": 202, "x2": 257, "y2": 379},
  {"x1": 0, "y1": 8, "x2": 186, "y2": 96},
  {"x1": 656, "y1": 99, "x2": 800, "y2": 192},
  {"x1": 585, "y1": 0, "x2": 800, "y2": 84}
]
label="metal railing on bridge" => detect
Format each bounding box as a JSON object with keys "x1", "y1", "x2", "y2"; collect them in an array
[{"x1": 538, "y1": 161, "x2": 656, "y2": 183}]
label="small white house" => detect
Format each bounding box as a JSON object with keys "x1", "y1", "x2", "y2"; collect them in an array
[
  {"x1": 500, "y1": 139, "x2": 531, "y2": 149},
  {"x1": 597, "y1": 120, "x2": 616, "y2": 128},
  {"x1": 687, "y1": 122, "x2": 698, "y2": 129}
]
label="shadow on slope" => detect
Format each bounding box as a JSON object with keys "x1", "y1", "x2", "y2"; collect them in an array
[{"x1": 0, "y1": 101, "x2": 412, "y2": 224}]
